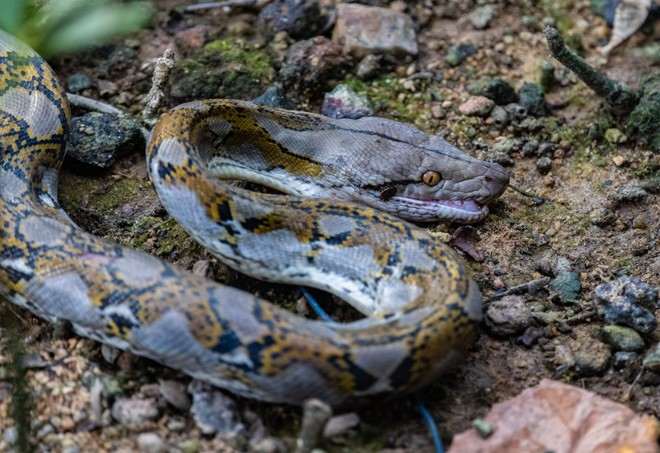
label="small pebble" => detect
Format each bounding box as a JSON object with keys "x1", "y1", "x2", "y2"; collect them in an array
[
  {"x1": 458, "y1": 96, "x2": 495, "y2": 117},
  {"x1": 444, "y1": 44, "x2": 477, "y2": 67},
  {"x1": 504, "y1": 103, "x2": 527, "y2": 121},
  {"x1": 159, "y1": 379, "x2": 191, "y2": 411},
  {"x1": 490, "y1": 106, "x2": 509, "y2": 127},
  {"x1": 3, "y1": 427, "x2": 17, "y2": 445},
  {"x1": 356, "y1": 54, "x2": 382, "y2": 80},
  {"x1": 605, "y1": 128, "x2": 628, "y2": 144},
  {"x1": 189, "y1": 380, "x2": 245, "y2": 437},
  {"x1": 643, "y1": 344, "x2": 660, "y2": 372},
  {"x1": 594, "y1": 276, "x2": 658, "y2": 334},
  {"x1": 548, "y1": 271, "x2": 581, "y2": 304},
  {"x1": 589, "y1": 207, "x2": 615, "y2": 226},
  {"x1": 518, "y1": 83, "x2": 545, "y2": 116},
  {"x1": 601, "y1": 325, "x2": 645, "y2": 352},
  {"x1": 613, "y1": 351, "x2": 638, "y2": 370},
  {"x1": 137, "y1": 432, "x2": 166, "y2": 453},
  {"x1": 485, "y1": 295, "x2": 532, "y2": 336},
  {"x1": 612, "y1": 155, "x2": 626, "y2": 166},
  {"x1": 612, "y1": 184, "x2": 648, "y2": 203},
  {"x1": 469, "y1": 5, "x2": 495, "y2": 29},
  {"x1": 322, "y1": 84, "x2": 373, "y2": 119},
  {"x1": 111, "y1": 396, "x2": 161, "y2": 429},
  {"x1": 323, "y1": 413, "x2": 360, "y2": 437},
  {"x1": 471, "y1": 418, "x2": 494, "y2": 438},
  {"x1": 536, "y1": 156, "x2": 552, "y2": 175},
  {"x1": 574, "y1": 338, "x2": 612, "y2": 376},
  {"x1": 67, "y1": 73, "x2": 93, "y2": 93}
]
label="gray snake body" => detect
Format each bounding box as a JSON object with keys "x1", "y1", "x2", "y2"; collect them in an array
[{"x1": 0, "y1": 28, "x2": 508, "y2": 406}]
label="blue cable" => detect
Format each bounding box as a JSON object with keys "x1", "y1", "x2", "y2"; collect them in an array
[
  {"x1": 300, "y1": 287, "x2": 335, "y2": 323},
  {"x1": 300, "y1": 286, "x2": 444, "y2": 453},
  {"x1": 416, "y1": 402, "x2": 444, "y2": 453}
]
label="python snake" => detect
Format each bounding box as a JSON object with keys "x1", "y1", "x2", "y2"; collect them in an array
[{"x1": 0, "y1": 29, "x2": 508, "y2": 406}]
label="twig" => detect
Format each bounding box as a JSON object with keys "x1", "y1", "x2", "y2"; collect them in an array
[
  {"x1": 508, "y1": 183, "x2": 547, "y2": 204},
  {"x1": 486, "y1": 277, "x2": 551, "y2": 302},
  {"x1": 185, "y1": 0, "x2": 256, "y2": 12},
  {"x1": 142, "y1": 48, "x2": 175, "y2": 123},
  {"x1": 543, "y1": 26, "x2": 639, "y2": 115},
  {"x1": 67, "y1": 92, "x2": 125, "y2": 116}
]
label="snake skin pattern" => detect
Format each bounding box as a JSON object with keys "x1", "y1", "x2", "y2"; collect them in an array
[{"x1": 0, "y1": 29, "x2": 508, "y2": 406}]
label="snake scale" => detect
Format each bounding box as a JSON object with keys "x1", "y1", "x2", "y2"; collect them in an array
[{"x1": 0, "y1": 28, "x2": 509, "y2": 406}]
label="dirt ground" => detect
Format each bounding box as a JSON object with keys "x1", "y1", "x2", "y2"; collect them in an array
[{"x1": 1, "y1": 0, "x2": 659, "y2": 452}]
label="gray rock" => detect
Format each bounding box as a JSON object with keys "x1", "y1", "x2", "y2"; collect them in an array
[
  {"x1": 158, "y1": 379, "x2": 191, "y2": 411},
  {"x1": 518, "y1": 83, "x2": 546, "y2": 116},
  {"x1": 485, "y1": 295, "x2": 532, "y2": 336},
  {"x1": 445, "y1": 44, "x2": 477, "y2": 67},
  {"x1": 332, "y1": 4, "x2": 418, "y2": 58},
  {"x1": 549, "y1": 271, "x2": 581, "y2": 304},
  {"x1": 356, "y1": 54, "x2": 382, "y2": 80},
  {"x1": 67, "y1": 73, "x2": 93, "y2": 93},
  {"x1": 613, "y1": 351, "x2": 638, "y2": 369},
  {"x1": 111, "y1": 396, "x2": 161, "y2": 429},
  {"x1": 323, "y1": 413, "x2": 360, "y2": 438},
  {"x1": 3, "y1": 427, "x2": 17, "y2": 445},
  {"x1": 490, "y1": 106, "x2": 509, "y2": 127},
  {"x1": 253, "y1": 87, "x2": 295, "y2": 110},
  {"x1": 491, "y1": 138, "x2": 517, "y2": 154},
  {"x1": 612, "y1": 184, "x2": 648, "y2": 203},
  {"x1": 594, "y1": 276, "x2": 658, "y2": 334},
  {"x1": 574, "y1": 339, "x2": 611, "y2": 376},
  {"x1": 589, "y1": 207, "x2": 615, "y2": 226},
  {"x1": 189, "y1": 380, "x2": 245, "y2": 437},
  {"x1": 258, "y1": 0, "x2": 334, "y2": 39},
  {"x1": 643, "y1": 343, "x2": 660, "y2": 372},
  {"x1": 322, "y1": 84, "x2": 373, "y2": 119},
  {"x1": 601, "y1": 325, "x2": 645, "y2": 352},
  {"x1": 536, "y1": 156, "x2": 552, "y2": 175},
  {"x1": 504, "y1": 103, "x2": 528, "y2": 121},
  {"x1": 66, "y1": 112, "x2": 144, "y2": 171},
  {"x1": 137, "y1": 432, "x2": 166, "y2": 453},
  {"x1": 522, "y1": 139, "x2": 539, "y2": 156},
  {"x1": 469, "y1": 5, "x2": 495, "y2": 29}
]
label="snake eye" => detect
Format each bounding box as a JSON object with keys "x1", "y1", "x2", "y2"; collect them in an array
[{"x1": 422, "y1": 170, "x2": 441, "y2": 186}]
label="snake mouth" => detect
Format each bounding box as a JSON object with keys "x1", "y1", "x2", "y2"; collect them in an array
[{"x1": 390, "y1": 195, "x2": 489, "y2": 222}]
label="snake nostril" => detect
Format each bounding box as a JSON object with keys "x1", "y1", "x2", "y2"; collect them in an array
[{"x1": 485, "y1": 176, "x2": 493, "y2": 182}]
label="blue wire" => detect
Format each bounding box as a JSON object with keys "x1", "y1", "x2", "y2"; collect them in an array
[
  {"x1": 300, "y1": 286, "x2": 444, "y2": 453},
  {"x1": 417, "y1": 402, "x2": 444, "y2": 453},
  {"x1": 300, "y1": 287, "x2": 335, "y2": 323}
]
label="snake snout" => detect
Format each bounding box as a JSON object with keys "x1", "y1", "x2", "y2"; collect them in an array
[{"x1": 482, "y1": 163, "x2": 510, "y2": 200}]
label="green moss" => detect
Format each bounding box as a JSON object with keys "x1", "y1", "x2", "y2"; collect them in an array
[
  {"x1": 59, "y1": 175, "x2": 145, "y2": 215},
  {"x1": 170, "y1": 38, "x2": 274, "y2": 101},
  {"x1": 341, "y1": 75, "x2": 434, "y2": 127},
  {"x1": 129, "y1": 216, "x2": 201, "y2": 257}
]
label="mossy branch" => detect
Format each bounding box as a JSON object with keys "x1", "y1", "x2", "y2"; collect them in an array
[{"x1": 543, "y1": 26, "x2": 639, "y2": 115}]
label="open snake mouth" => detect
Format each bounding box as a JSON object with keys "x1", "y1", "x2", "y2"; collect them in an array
[{"x1": 395, "y1": 196, "x2": 484, "y2": 214}]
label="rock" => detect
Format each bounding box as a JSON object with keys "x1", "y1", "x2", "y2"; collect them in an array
[
  {"x1": 332, "y1": 4, "x2": 418, "y2": 58},
  {"x1": 253, "y1": 86, "x2": 296, "y2": 110},
  {"x1": 491, "y1": 138, "x2": 516, "y2": 154},
  {"x1": 322, "y1": 84, "x2": 373, "y2": 119},
  {"x1": 356, "y1": 54, "x2": 382, "y2": 80},
  {"x1": 485, "y1": 295, "x2": 532, "y2": 336},
  {"x1": 250, "y1": 436, "x2": 287, "y2": 453},
  {"x1": 111, "y1": 396, "x2": 161, "y2": 429},
  {"x1": 536, "y1": 156, "x2": 552, "y2": 175},
  {"x1": 518, "y1": 83, "x2": 545, "y2": 116},
  {"x1": 65, "y1": 112, "x2": 144, "y2": 171},
  {"x1": 458, "y1": 96, "x2": 495, "y2": 117},
  {"x1": 601, "y1": 325, "x2": 645, "y2": 352},
  {"x1": 258, "y1": 0, "x2": 334, "y2": 39},
  {"x1": 589, "y1": 207, "x2": 615, "y2": 226},
  {"x1": 574, "y1": 338, "x2": 611, "y2": 376},
  {"x1": 605, "y1": 128, "x2": 628, "y2": 144},
  {"x1": 323, "y1": 413, "x2": 360, "y2": 438},
  {"x1": 548, "y1": 271, "x2": 581, "y2": 304},
  {"x1": 445, "y1": 43, "x2": 477, "y2": 67},
  {"x1": 504, "y1": 103, "x2": 528, "y2": 121},
  {"x1": 467, "y1": 78, "x2": 518, "y2": 105},
  {"x1": 158, "y1": 379, "x2": 191, "y2": 411},
  {"x1": 613, "y1": 351, "x2": 638, "y2": 370},
  {"x1": 278, "y1": 36, "x2": 353, "y2": 97},
  {"x1": 137, "y1": 432, "x2": 166, "y2": 453},
  {"x1": 469, "y1": 5, "x2": 495, "y2": 30},
  {"x1": 612, "y1": 184, "x2": 648, "y2": 203},
  {"x1": 67, "y1": 73, "x2": 93, "y2": 93},
  {"x1": 448, "y1": 379, "x2": 660, "y2": 453},
  {"x1": 3, "y1": 427, "x2": 17, "y2": 445},
  {"x1": 490, "y1": 106, "x2": 509, "y2": 127},
  {"x1": 594, "y1": 276, "x2": 658, "y2": 334},
  {"x1": 643, "y1": 344, "x2": 660, "y2": 372},
  {"x1": 189, "y1": 380, "x2": 245, "y2": 437},
  {"x1": 522, "y1": 139, "x2": 539, "y2": 156}
]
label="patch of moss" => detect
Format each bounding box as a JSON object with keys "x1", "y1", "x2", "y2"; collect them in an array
[
  {"x1": 170, "y1": 38, "x2": 275, "y2": 101},
  {"x1": 341, "y1": 75, "x2": 435, "y2": 127},
  {"x1": 59, "y1": 175, "x2": 145, "y2": 215},
  {"x1": 129, "y1": 216, "x2": 201, "y2": 257}
]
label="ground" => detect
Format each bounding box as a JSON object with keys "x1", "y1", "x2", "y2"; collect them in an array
[{"x1": 1, "y1": 0, "x2": 659, "y2": 452}]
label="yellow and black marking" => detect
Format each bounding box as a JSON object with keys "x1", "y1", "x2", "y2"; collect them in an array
[{"x1": 0, "y1": 28, "x2": 496, "y2": 407}]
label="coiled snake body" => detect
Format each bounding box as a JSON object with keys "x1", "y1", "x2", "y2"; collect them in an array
[{"x1": 0, "y1": 29, "x2": 508, "y2": 406}]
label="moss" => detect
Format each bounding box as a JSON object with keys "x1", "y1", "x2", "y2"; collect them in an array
[
  {"x1": 341, "y1": 75, "x2": 434, "y2": 127},
  {"x1": 129, "y1": 216, "x2": 202, "y2": 257},
  {"x1": 59, "y1": 175, "x2": 145, "y2": 216},
  {"x1": 626, "y1": 72, "x2": 660, "y2": 152},
  {"x1": 170, "y1": 38, "x2": 275, "y2": 101}
]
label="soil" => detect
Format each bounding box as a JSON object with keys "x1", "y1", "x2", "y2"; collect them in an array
[{"x1": 1, "y1": 1, "x2": 659, "y2": 452}]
